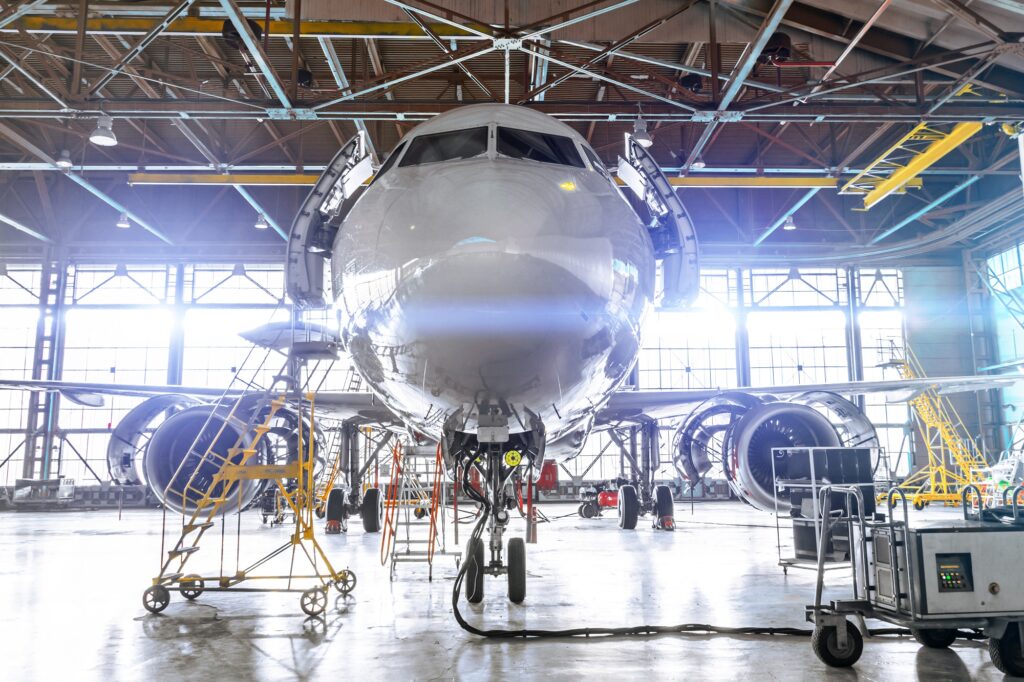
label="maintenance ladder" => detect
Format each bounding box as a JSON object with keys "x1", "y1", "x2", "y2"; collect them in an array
[
  {"x1": 144, "y1": 341, "x2": 354, "y2": 616},
  {"x1": 380, "y1": 443, "x2": 450, "y2": 580}
]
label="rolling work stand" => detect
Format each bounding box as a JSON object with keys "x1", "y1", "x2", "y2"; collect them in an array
[
  {"x1": 142, "y1": 389, "x2": 356, "y2": 617},
  {"x1": 806, "y1": 484, "x2": 1024, "y2": 675}
]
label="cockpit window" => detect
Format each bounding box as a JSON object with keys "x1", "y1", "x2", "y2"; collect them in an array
[
  {"x1": 496, "y1": 127, "x2": 585, "y2": 168},
  {"x1": 398, "y1": 127, "x2": 488, "y2": 167},
  {"x1": 371, "y1": 140, "x2": 406, "y2": 184}
]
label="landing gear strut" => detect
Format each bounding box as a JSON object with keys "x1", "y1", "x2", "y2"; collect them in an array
[{"x1": 448, "y1": 416, "x2": 542, "y2": 605}]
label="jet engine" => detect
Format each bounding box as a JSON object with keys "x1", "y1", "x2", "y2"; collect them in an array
[
  {"x1": 674, "y1": 391, "x2": 878, "y2": 511},
  {"x1": 107, "y1": 394, "x2": 202, "y2": 485},
  {"x1": 143, "y1": 404, "x2": 263, "y2": 514}
]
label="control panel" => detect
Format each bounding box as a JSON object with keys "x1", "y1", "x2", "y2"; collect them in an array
[{"x1": 935, "y1": 553, "x2": 974, "y2": 593}]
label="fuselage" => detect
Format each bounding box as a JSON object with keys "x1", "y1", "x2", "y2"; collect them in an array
[{"x1": 332, "y1": 104, "x2": 655, "y2": 440}]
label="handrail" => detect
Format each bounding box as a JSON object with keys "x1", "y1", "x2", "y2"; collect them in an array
[
  {"x1": 427, "y1": 442, "x2": 443, "y2": 564},
  {"x1": 379, "y1": 441, "x2": 403, "y2": 566}
]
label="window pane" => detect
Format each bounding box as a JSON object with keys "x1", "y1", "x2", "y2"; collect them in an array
[
  {"x1": 372, "y1": 140, "x2": 406, "y2": 183},
  {"x1": 496, "y1": 127, "x2": 584, "y2": 168},
  {"x1": 399, "y1": 127, "x2": 488, "y2": 166},
  {"x1": 582, "y1": 145, "x2": 608, "y2": 174}
]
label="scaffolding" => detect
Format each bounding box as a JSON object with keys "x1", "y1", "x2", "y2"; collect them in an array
[{"x1": 878, "y1": 345, "x2": 989, "y2": 508}]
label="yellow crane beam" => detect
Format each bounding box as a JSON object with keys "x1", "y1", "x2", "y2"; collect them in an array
[
  {"x1": 840, "y1": 121, "x2": 982, "y2": 210},
  {"x1": 127, "y1": 172, "x2": 924, "y2": 189}
]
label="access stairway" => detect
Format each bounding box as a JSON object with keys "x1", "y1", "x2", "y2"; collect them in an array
[
  {"x1": 881, "y1": 346, "x2": 989, "y2": 508},
  {"x1": 143, "y1": 349, "x2": 355, "y2": 617},
  {"x1": 380, "y1": 443, "x2": 450, "y2": 580}
]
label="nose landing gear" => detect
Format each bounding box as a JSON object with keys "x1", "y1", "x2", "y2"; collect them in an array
[{"x1": 447, "y1": 416, "x2": 542, "y2": 606}]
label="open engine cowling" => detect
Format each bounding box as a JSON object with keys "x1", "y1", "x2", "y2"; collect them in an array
[
  {"x1": 674, "y1": 391, "x2": 878, "y2": 511},
  {"x1": 107, "y1": 394, "x2": 202, "y2": 485}
]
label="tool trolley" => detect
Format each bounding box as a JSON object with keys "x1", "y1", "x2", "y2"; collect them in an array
[{"x1": 806, "y1": 484, "x2": 1024, "y2": 675}]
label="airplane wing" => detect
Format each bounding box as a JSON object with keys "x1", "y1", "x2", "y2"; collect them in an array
[
  {"x1": 0, "y1": 378, "x2": 395, "y2": 422},
  {"x1": 596, "y1": 374, "x2": 1020, "y2": 424}
]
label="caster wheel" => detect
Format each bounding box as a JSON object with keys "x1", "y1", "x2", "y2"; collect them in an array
[
  {"x1": 990, "y1": 622, "x2": 1024, "y2": 676},
  {"x1": 618, "y1": 485, "x2": 639, "y2": 530},
  {"x1": 300, "y1": 587, "x2": 327, "y2": 617},
  {"x1": 179, "y1": 574, "x2": 205, "y2": 600},
  {"x1": 913, "y1": 499, "x2": 926, "y2": 511},
  {"x1": 811, "y1": 622, "x2": 863, "y2": 668},
  {"x1": 507, "y1": 538, "x2": 526, "y2": 604},
  {"x1": 579, "y1": 501, "x2": 598, "y2": 519},
  {"x1": 912, "y1": 628, "x2": 957, "y2": 649},
  {"x1": 143, "y1": 585, "x2": 170, "y2": 614},
  {"x1": 414, "y1": 507, "x2": 427, "y2": 520},
  {"x1": 465, "y1": 538, "x2": 485, "y2": 604},
  {"x1": 334, "y1": 569, "x2": 357, "y2": 596}
]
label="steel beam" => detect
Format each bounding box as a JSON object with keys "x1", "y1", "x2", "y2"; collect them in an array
[
  {"x1": 870, "y1": 175, "x2": 981, "y2": 243},
  {"x1": 0, "y1": 0, "x2": 46, "y2": 30},
  {"x1": 0, "y1": 121, "x2": 173, "y2": 244},
  {"x1": 684, "y1": 0, "x2": 796, "y2": 168},
  {"x1": 88, "y1": 0, "x2": 196, "y2": 95},
  {"x1": 399, "y1": 7, "x2": 493, "y2": 99},
  {"x1": 0, "y1": 209, "x2": 51, "y2": 242},
  {"x1": 526, "y1": 47, "x2": 697, "y2": 112},
  {"x1": 518, "y1": 0, "x2": 638, "y2": 42},
  {"x1": 520, "y1": 2, "x2": 696, "y2": 104},
  {"x1": 232, "y1": 185, "x2": 286, "y2": 239},
  {"x1": 753, "y1": 187, "x2": 821, "y2": 245},
  {"x1": 0, "y1": 46, "x2": 68, "y2": 108},
  {"x1": 216, "y1": 0, "x2": 291, "y2": 108},
  {"x1": 319, "y1": 37, "x2": 378, "y2": 163},
  {"x1": 313, "y1": 44, "x2": 495, "y2": 111},
  {"x1": 731, "y1": 0, "x2": 1024, "y2": 97},
  {"x1": 11, "y1": 15, "x2": 485, "y2": 38}
]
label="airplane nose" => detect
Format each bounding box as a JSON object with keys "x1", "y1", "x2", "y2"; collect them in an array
[
  {"x1": 338, "y1": 159, "x2": 652, "y2": 428},
  {"x1": 397, "y1": 248, "x2": 612, "y2": 407}
]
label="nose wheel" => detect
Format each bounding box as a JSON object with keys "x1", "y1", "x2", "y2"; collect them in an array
[{"x1": 507, "y1": 538, "x2": 526, "y2": 604}]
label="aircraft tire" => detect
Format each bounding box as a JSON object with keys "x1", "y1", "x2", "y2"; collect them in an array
[
  {"x1": 466, "y1": 538, "x2": 485, "y2": 604},
  {"x1": 361, "y1": 487, "x2": 383, "y2": 533},
  {"x1": 507, "y1": 538, "x2": 526, "y2": 604},
  {"x1": 618, "y1": 485, "x2": 639, "y2": 530}
]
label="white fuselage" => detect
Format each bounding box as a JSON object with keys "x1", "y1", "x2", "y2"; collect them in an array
[{"x1": 332, "y1": 104, "x2": 655, "y2": 441}]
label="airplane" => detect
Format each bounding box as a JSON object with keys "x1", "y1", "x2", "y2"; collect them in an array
[{"x1": 2, "y1": 103, "x2": 1018, "y2": 606}]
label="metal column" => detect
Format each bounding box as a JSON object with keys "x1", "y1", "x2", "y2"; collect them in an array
[{"x1": 23, "y1": 252, "x2": 69, "y2": 479}]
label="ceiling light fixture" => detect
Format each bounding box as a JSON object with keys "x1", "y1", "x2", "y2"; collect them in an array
[
  {"x1": 690, "y1": 156, "x2": 706, "y2": 170},
  {"x1": 782, "y1": 215, "x2": 797, "y2": 231},
  {"x1": 55, "y1": 149, "x2": 73, "y2": 170},
  {"x1": 115, "y1": 211, "x2": 131, "y2": 229},
  {"x1": 89, "y1": 114, "x2": 117, "y2": 147},
  {"x1": 254, "y1": 213, "x2": 269, "y2": 230},
  {"x1": 633, "y1": 115, "x2": 653, "y2": 148}
]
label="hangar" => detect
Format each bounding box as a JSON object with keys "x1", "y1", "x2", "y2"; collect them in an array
[{"x1": 1, "y1": 0, "x2": 1023, "y2": 678}]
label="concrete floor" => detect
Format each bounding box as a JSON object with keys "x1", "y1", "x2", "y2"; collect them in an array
[{"x1": 0, "y1": 501, "x2": 1017, "y2": 680}]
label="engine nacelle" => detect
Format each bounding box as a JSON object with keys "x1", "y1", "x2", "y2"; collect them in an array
[
  {"x1": 143, "y1": 404, "x2": 262, "y2": 514},
  {"x1": 107, "y1": 394, "x2": 202, "y2": 485},
  {"x1": 674, "y1": 391, "x2": 878, "y2": 512}
]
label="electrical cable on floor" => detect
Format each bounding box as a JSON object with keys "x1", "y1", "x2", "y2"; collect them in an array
[{"x1": 450, "y1": 503, "x2": 986, "y2": 641}]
